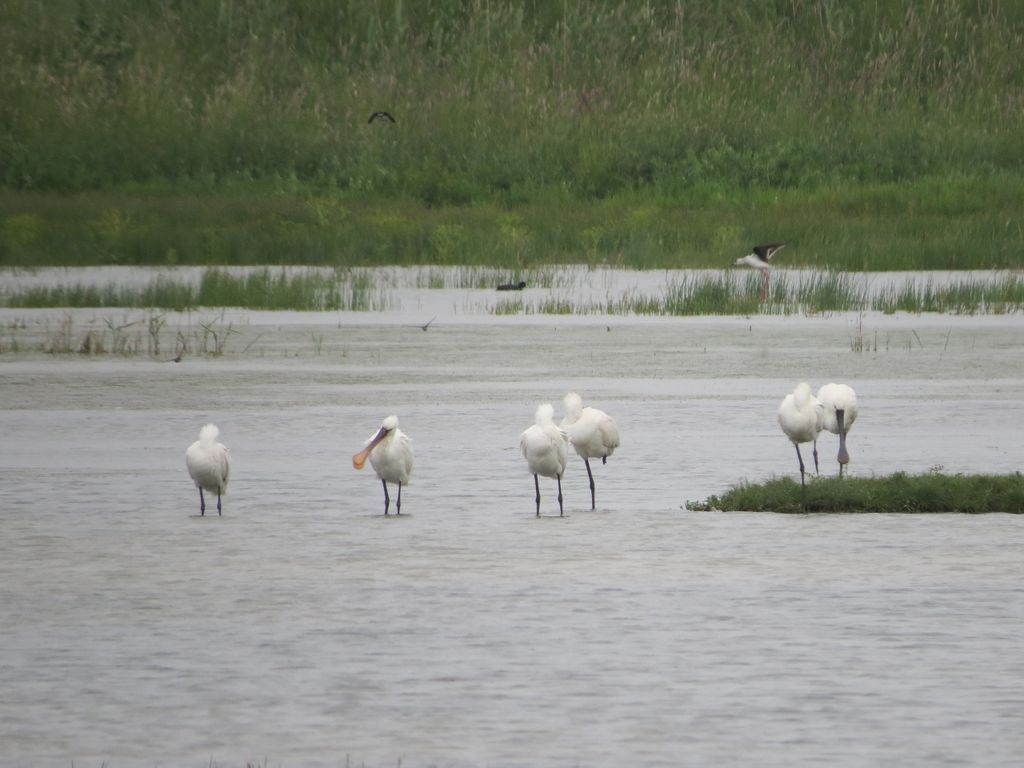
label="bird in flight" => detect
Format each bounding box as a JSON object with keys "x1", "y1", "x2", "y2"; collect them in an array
[
  {"x1": 734, "y1": 242, "x2": 788, "y2": 301},
  {"x1": 368, "y1": 111, "x2": 396, "y2": 124}
]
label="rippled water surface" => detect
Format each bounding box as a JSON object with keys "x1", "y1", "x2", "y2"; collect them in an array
[{"x1": 2, "y1": 307, "x2": 1023, "y2": 767}]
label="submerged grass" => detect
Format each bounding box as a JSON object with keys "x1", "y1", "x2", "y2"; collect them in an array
[
  {"x1": 2, "y1": 268, "x2": 1021, "y2": 315},
  {"x1": 0, "y1": 311, "x2": 242, "y2": 358},
  {"x1": 687, "y1": 473, "x2": 1024, "y2": 514},
  {"x1": 874, "y1": 274, "x2": 1024, "y2": 314},
  {"x1": 526, "y1": 271, "x2": 1022, "y2": 316},
  {"x1": 2, "y1": 268, "x2": 390, "y2": 311}
]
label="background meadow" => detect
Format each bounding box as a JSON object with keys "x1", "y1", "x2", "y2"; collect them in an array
[{"x1": 0, "y1": 0, "x2": 1022, "y2": 270}]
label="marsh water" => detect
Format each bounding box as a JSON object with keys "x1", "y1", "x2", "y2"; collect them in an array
[{"x1": 2, "y1": 275, "x2": 1024, "y2": 766}]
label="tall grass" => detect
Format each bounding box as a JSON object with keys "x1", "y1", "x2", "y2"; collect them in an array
[
  {"x1": 0, "y1": 2, "x2": 1022, "y2": 269},
  {"x1": 2, "y1": 1, "x2": 1021, "y2": 194}
]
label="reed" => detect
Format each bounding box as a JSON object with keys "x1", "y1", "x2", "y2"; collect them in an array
[
  {"x1": 687, "y1": 473, "x2": 1024, "y2": 514},
  {"x1": 872, "y1": 275, "x2": 1024, "y2": 314},
  {"x1": 5, "y1": 268, "x2": 1023, "y2": 315},
  {"x1": 2, "y1": 268, "x2": 391, "y2": 311}
]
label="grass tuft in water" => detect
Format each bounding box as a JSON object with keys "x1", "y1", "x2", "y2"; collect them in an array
[
  {"x1": 4, "y1": 267, "x2": 1024, "y2": 316},
  {"x1": 873, "y1": 275, "x2": 1024, "y2": 315},
  {"x1": 687, "y1": 472, "x2": 1024, "y2": 514},
  {"x1": 2, "y1": 268, "x2": 392, "y2": 311},
  {"x1": 198, "y1": 268, "x2": 343, "y2": 310}
]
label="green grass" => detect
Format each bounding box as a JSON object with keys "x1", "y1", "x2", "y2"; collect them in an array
[
  {"x1": 2, "y1": 1, "x2": 1021, "y2": 195},
  {"x1": 0, "y1": 2, "x2": 1022, "y2": 269},
  {"x1": 687, "y1": 473, "x2": 1024, "y2": 514},
  {"x1": 0, "y1": 180, "x2": 1021, "y2": 269}
]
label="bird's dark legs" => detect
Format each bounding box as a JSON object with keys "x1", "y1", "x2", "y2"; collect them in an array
[
  {"x1": 396, "y1": 482, "x2": 402, "y2": 515},
  {"x1": 813, "y1": 440, "x2": 820, "y2": 476},
  {"x1": 794, "y1": 443, "x2": 806, "y2": 488},
  {"x1": 533, "y1": 475, "x2": 565, "y2": 516},
  {"x1": 381, "y1": 479, "x2": 391, "y2": 515},
  {"x1": 199, "y1": 488, "x2": 206, "y2": 516},
  {"x1": 584, "y1": 459, "x2": 596, "y2": 510},
  {"x1": 836, "y1": 409, "x2": 849, "y2": 476},
  {"x1": 217, "y1": 492, "x2": 222, "y2": 516}
]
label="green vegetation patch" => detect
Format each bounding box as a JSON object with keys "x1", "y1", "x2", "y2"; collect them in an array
[
  {"x1": 0, "y1": 2, "x2": 1022, "y2": 269},
  {"x1": 2, "y1": 1, "x2": 1022, "y2": 196},
  {"x1": 1, "y1": 179, "x2": 1022, "y2": 270},
  {"x1": 687, "y1": 473, "x2": 1024, "y2": 514}
]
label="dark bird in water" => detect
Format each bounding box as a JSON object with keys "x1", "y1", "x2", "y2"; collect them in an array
[
  {"x1": 368, "y1": 111, "x2": 396, "y2": 124},
  {"x1": 496, "y1": 281, "x2": 527, "y2": 291},
  {"x1": 734, "y1": 242, "x2": 789, "y2": 301}
]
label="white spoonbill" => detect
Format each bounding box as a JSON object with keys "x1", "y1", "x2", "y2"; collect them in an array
[
  {"x1": 778, "y1": 383, "x2": 823, "y2": 488},
  {"x1": 520, "y1": 403, "x2": 569, "y2": 517},
  {"x1": 817, "y1": 383, "x2": 859, "y2": 476},
  {"x1": 352, "y1": 415, "x2": 413, "y2": 515},
  {"x1": 735, "y1": 242, "x2": 788, "y2": 302},
  {"x1": 185, "y1": 423, "x2": 230, "y2": 516},
  {"x1": 560, "y1": 392, "x2": 620, "y2": 510}
]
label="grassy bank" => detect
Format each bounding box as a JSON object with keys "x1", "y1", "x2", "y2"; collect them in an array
[
  {"x1": 687, "y1": 473, "x2": 1024, "y2": 514},
  {"x1": 1, "y1": 1, "x2": 1022, "y2": 268},
  {"x1": 1, "y1": 176, "x2": 1022, "y2": 269}
]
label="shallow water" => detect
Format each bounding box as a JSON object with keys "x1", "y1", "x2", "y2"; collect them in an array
[{"x1": 2, "y1": 308, "x2": 1023, "y2": 767}]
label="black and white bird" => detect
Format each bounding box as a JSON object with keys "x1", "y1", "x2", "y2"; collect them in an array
[
  {"x1": 734, "y1": 242, "x2": 788, "y2": 301},
  {"x1": 368, "y1": 111, "x2": 396, "y2": 124}
]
